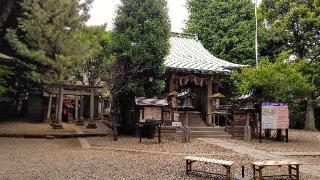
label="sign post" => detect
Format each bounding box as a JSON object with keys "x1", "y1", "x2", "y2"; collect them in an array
[{"x1": 260, "y1": 102, "x2": 289, "y2": 143}]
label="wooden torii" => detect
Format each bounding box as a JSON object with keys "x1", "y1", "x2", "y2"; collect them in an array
[{"x1": 45, "y1": 83, "x2": 103, "y2": 129}]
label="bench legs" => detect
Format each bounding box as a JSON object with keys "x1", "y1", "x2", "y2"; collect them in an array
[
  {"x1": 223, "y1": 165, "x2": 231, "y2": 180},
  {"x1": 289, "y1": 165, "x2": 300, "y2": 180},
  {"x1": 186, "y1": 160, "x2": 193, "y2": 175},
  {"x1": 253, "y1": 164, "x2": 300, "y2": 180},
  {"x1": 185, "y1": 160, "x2": 231, "y2": 180},
  {"x1": 252, "y1": 165, "x2": 263, "y2": 180}
]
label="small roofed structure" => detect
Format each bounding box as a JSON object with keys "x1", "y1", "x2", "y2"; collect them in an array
[
  {"x1": 135, "y1": 97, "x2": 168, "y2": 143},
  {"x1": 165, "y1": 33, "x2": 244, "y2": 126}
]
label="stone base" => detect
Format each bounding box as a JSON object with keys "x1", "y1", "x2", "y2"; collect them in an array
[
  {"x1": 76, "y1": 121, "x2": 85, "y2": 126},
  {"x1": 44, "y1": 118, "x2": 52, "y2": 124},
  {"x1": 52, "y1": 123, "x2": 63, "y2": 129},
  {"x1": 86, "y1": 123, "x2": 97, "y2": 129},
  {"x1": 234, "y1": 175, "x2": 252, "y2": 180}
]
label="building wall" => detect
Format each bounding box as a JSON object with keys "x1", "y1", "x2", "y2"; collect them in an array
[{"x1": 27, "y1": 94, "x2": 43, "y2": 121}]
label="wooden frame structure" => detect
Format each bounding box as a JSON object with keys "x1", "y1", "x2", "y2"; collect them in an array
[{"x1": 45, "y1": 84, "x2": 103, "y2": 129}]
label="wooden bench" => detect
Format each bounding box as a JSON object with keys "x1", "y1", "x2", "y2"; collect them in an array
[
  {"x1": 251, "y1": 160, "x2": 301, "y2": 180},
  {"x1": 185, "y1": 156, "x2": 234, "y2": 180}
]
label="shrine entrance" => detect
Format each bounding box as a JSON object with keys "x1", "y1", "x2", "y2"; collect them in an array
[{"x1": 168, "y1": 73, "x2": 215, "y2": 127}]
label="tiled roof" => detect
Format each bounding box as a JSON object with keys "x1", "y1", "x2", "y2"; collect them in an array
[
  {"x1": 164, "y1": 33, "x2": 245, "y2": 74},
  {"x1": 135, "y1": 97, "x2": 168, "y2": 107}
]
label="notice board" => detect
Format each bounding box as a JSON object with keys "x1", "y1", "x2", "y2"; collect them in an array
[
  {"x1": 261, "y1": 102, "x2": 289, "y2": 129},
  {"x1": 143, "y1": 107, "x2": 162, "y2": 121}
]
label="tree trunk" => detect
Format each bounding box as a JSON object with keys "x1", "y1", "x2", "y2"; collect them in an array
[
  {"x1": 304, "y1": 96, "x2": 317, "y2": 131},
  {"x1": 0, "y1": 0, "x2": 15, "y2": 27}
]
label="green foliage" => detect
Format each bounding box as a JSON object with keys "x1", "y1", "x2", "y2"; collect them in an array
[
  {"x1": 232, "y1": 60, "x2": 314, "y2": 128},
  {"x1": 73, "y1": 25, "x2": 114, "y2": 86},
  {"x1": 232, "y1": 60, "x2": 314, "y2": 103},
  {"x1": 186, "y1": 0, "x2": 255, "y2": 65},
  {"x1": 259, "y1": 0, "x2": 320, "y2": 61},
  {"x1": 5, "y1": 0, "x2": 93, "y2": 84},
  {"x1": 0, "y1": 65, "x2": 12, "y2": 96},
  {"x1": 113, "y1": 0, "x2": 170, "y2": 98}
]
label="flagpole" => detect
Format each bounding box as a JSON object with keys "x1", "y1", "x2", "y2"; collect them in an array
[{"x1": 255, "y1": 0, "x2": 259, "y2": 68}]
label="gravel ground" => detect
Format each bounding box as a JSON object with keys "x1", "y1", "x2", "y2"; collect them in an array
[
  {"x1": 0, "y1": 137, "x2": 318, "y2": 179},
  {"x1": 226, "y1": 129, "x2": 320, "y2": 153}
]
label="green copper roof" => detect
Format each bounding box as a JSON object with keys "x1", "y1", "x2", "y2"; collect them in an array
[{"x1": 164, "y1": 33, "x2": 244, "y2": 74}]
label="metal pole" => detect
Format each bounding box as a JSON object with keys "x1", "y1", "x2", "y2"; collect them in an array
[{"x1": 255, "y1": 0, "x2": 259, "y2": 68}]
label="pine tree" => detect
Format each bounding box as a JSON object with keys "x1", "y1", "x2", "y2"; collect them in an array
[{"x1": 5, "y1": 0, "x2": 93, "y2": 84}]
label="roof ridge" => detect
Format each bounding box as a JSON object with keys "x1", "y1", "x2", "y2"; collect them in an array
[{"x1": 171, "y1": 32, "x2": 198, "y2": 40}]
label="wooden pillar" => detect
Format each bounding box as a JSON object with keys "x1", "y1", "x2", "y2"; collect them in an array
[
  {"x1": 206, "y1": 76, "x2": 213, "y2": 125},
  {"x1": 53, "y1": 93, "x2": 59, "y2": 126},
  {"x1": 45, "y1": 94, "x2": 52, "y2": 123},
  {"x1": 169, "y1": 73, "x2": 175, "y2": 92},
  {"x1": 87, "y1": 89, "x2": 97, "y2": 128},
  {"x1": 74, "y1": 97, "x2": 79, "y2": 121},
  {"x1": 98, "y1": 97, "x2": 102, "y2": 120},
  {"x1": 53, "y1": 86, "x2": 64, "y2": 129},
  {"x1": 76, "y1": 96, "x2": 85, "y2": 126}
]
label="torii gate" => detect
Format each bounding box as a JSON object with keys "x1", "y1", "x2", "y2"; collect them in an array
[{"x1": 45, "y1": 83, "x2": 103, "y2": 129}]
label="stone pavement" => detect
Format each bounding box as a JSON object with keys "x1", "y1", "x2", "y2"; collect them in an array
[
  {"x1": 199, "y1": 138, "x2": 320, "y2": 177},
  {"x1": 0, "y1": 120, "x2": 110, "y2": 138}
]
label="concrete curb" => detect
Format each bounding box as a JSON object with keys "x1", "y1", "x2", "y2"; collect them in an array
[{"x1": 0, "y1": 133, "x2": 110, "y2": 139}]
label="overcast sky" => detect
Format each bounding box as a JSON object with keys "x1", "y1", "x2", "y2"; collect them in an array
[{"x1": 87, "y1": 0, "x2": 260, "y2": 32}]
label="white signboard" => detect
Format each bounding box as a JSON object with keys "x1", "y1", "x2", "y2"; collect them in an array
[
  {"x1": 172, "y1": 122, "x2": 182, "y2": 127},
  {"x1": 261, "y1": 102, "x2": 289, "y2": 129},
  {"x1": 173, "y1": 113, "x2": 179, "y2": 122}
]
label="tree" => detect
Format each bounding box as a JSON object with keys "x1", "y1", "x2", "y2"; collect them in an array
[
  {"x1": 0, "y1": 0, "x2": 15, "y2": 28},
  {"x1": 112, "y1": 0, "x2": 170, "y2": 126},
  {"x1": 5, "y1": 0, "x2": 93, "y2": 84},
  {"x1": 259, "y1": 0, "x2": 320, "y2": 130},
  {"x1": 232, "y1": 60, "x2": 314, "y2": 128},
  {"x1": 0, "y1": 64, "x2": 12, "y2": 96},
  {"x1": 186, "y1": 0, "x2": 256, "y2": 65},
  {"x1": 73, "y1": 25, "x2": 114, "y2": 86}
]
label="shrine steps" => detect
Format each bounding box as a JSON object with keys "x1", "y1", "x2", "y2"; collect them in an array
[
  {"x1": 177, "y1": 127, "x2": 232, "y2": 138},
  {"x1": 158, "y1": 126, "x2": 232, "y2": 139}
]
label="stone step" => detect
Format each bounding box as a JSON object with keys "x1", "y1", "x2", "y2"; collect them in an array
[
  {"x1": 177, "y1": 130, "x2": 229, "y2": 135},
  {"x1": 188, "y1": 127, "x2": 226, "y2": 131},
  {"x1": 176, "y1": 133, "x2": 232, "y2": 138}
]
